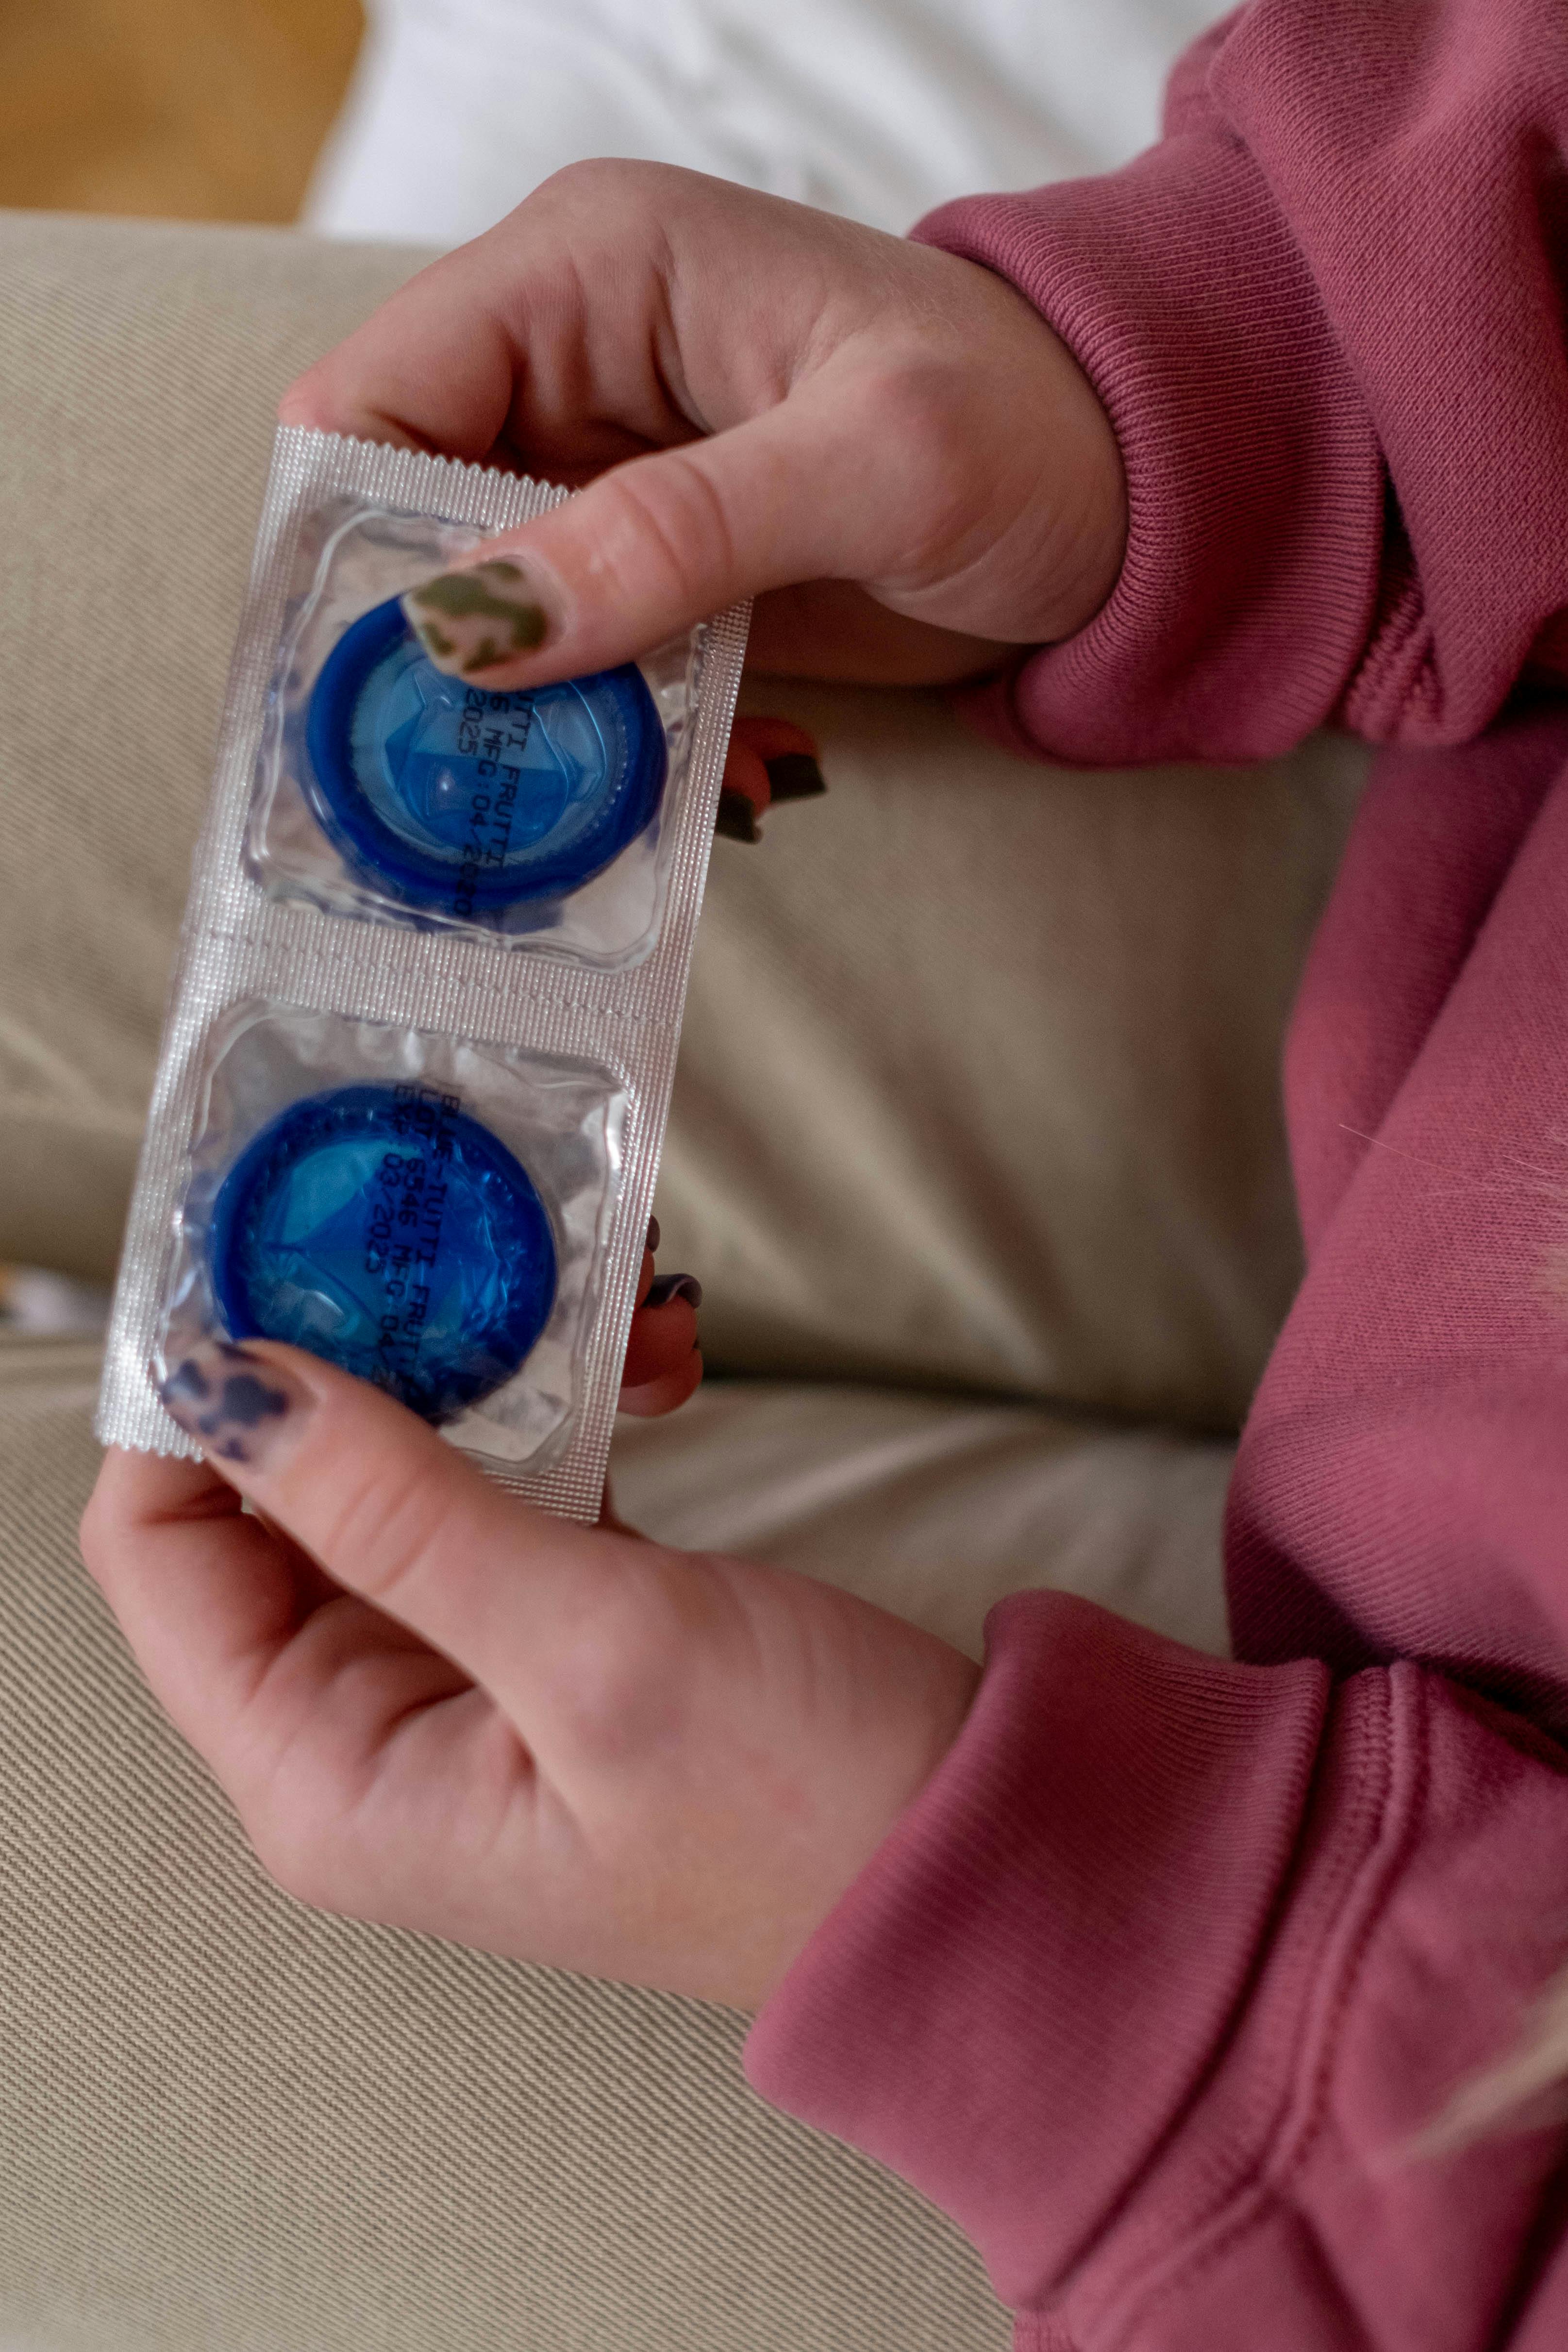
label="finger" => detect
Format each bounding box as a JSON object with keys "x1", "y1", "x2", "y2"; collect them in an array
[
  {"x1": 717, "y1": 717, "x2": 826, "y2": 843},
  {"x1": 79, "y1": 1447, "x2": 343, "y2": 1757},
  {"x1": 719, "y1": 738, "x2": 771, "y2": 828},
  {"x1": 731, "y1": 715, "x2": 823, "y2": 794},
  {"x1": 747, "y1": 580, "x2": 1017, "y2": 685},
  {"x1": 278, "y1": 240, "x2": 529, "y2": 463},
  {"x1": 618, "y1": 1351, "x2": 704, "y2": 1421},
  {"x1": 619, "y1": 1225, "x2": 702, "y2": 1418},
  {"x1": 622, "y1": 1289, "x2": 701, "y2": 1388},
  {"x1": 153, "y1": 1337, "x2": 637, "y2": 1728},
  {"x1": 84, "y1": 1442, "x2": 528, "y2": 1932},
  {"x1": 277, "y1": 168, "x2": 701, "y2": 477},
  {"x1": 397, "y1": 378, "x2": 892, "y2": 689}
]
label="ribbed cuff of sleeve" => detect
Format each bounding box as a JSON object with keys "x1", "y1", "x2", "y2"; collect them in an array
[
  {"x1": 743, "y1": 1592, "x2": 1329, "y2": 2312},
  {"x1": 912, "y1": 128, "x2": 1384, "y2": 766}
]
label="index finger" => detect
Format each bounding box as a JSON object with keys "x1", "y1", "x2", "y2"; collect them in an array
[
  {"x1": 278, "y1": 167, "x2": 707, "y2": 476},
  {"x1": 279, "y1": 235, "x2": 524, "y2": 465},
  {"x1": 80, "y1": 1447, "x2": 334, "y2": 1753},
  {"x1": 152, "y1": 1338, "x2": 650, "y2": 1736}
]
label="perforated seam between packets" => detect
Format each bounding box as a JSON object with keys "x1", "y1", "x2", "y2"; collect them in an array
[{"x1": 184, "y1": 924, "x2": 668, "y2": 1034}]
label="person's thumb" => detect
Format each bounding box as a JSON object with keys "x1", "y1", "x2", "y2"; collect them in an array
[
  {"x1": 399, "y1": 386, "x2": 878, "y2": 689},
  {"x1": 157, "y1": 1335, "x2": 634, "y2": 1725}
]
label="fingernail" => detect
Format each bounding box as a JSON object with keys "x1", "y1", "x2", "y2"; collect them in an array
[
  {"x1": 401, "y1": 557, "x2": 550, "y2": 677},
  {"x1": 764, "y1": 752, "x2": 827, "y2": 803},
  {"x1": 646, "y1": 1215, "x2": 661, "y2": 1254},
  {"x1": 716, "y1": 788, "x2": 761, "y2": 844},
  {"x1": 158, "y1": 1337, "x2": 313, "y2": 1468},
  {"x1": 645, "y1": 1272, "x2": 702, "y2": 1311}
]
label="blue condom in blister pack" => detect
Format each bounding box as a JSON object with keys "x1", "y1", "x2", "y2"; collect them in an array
[
  {"x1": 303, "y1": 595, "x2": 667, "y2": 917},
  {"x1": 206, "y1": 1082, "x2": 558, "y2": 1422}
]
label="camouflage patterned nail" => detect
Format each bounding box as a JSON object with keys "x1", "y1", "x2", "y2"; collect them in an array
[{"x1": 401, "y1": 558, "x2": 550, "y2": 678}]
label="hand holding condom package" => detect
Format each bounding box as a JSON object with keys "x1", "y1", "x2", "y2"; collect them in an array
[{"x1": 97, "y1": 429, "x2": 749, "y2": 1518}]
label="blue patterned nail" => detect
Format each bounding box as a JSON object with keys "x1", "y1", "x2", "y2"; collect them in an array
[{"x1": 158, "y1": 1336, "x2": 307, "y2": 1467}]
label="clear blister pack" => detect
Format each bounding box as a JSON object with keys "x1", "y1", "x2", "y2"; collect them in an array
[
  {"x1": 248, "y1": 500, "x2": 699, "y2": 969},
  {"x1": 98, "y1": 428, "x2": 748, "y2": 1518}
]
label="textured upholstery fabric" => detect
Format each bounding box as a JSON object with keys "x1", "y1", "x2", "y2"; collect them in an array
[
  {"x1": 0, "y1": 208, "x2": 1355, "y2": 2349},
  {"x1": 0, "y1": 1333, "x2": 1009, "y2": 2352},
  {"x1": 612, "y1": 1383, "x2": 1235, "y2": 1660},
  {"x1": 0, "y1": 215, "x2": 422, "y2": 1286},
  {"x1": 670, "y1": 679, "x2": 1364, "y2": 1431}
]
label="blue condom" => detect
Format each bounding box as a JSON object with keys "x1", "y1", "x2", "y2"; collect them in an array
[
  {"x1": 303, "y1": 595, "x2": 667, "y2": 916},
  {"x1": 206, "y1": 1084, "x2": 557, "y2": 1422}
]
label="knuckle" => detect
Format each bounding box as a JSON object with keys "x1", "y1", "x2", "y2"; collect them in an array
[
  {"x1": 590, "y1": 452, "x2": 741, "y2": 615},
  {"x1": 837, "y1": 357, "x2": 981, "y2": 568},
  {"x1": 77, "y1": 1485, "x2": 109, "y2": 1569},
  {"x1": 547, "y1": 1552, "x2": 696, "y2": 1762},
  {"x1": 520, "y1": 156, "x2": 668, "y2": 229},
  {"x1": 533, "y1": 156, "x2": 623, "y2": 200},
  {"x1": 312, "y1": 1456, "x2": 451, "y2": 1619},
  {"x1": 247, "y1": 1803, "x2": 341, "y2": 1914},
  {"x1": 848, "y1": 355, "x2": 968, "y2": 471},
  {"x1": 276, "y1": 358, "x2": 327, "y2": 424},
  {"x1": 244, "y1": 1755, "x2": 385, "y2": 1919}
]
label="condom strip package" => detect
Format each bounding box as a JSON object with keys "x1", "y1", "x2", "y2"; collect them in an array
[{"x1": 97, "y1": 428, "x2": 748, "y2": 1517}]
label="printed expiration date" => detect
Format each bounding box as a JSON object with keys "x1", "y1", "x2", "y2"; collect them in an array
[{"x1": 363, "y1": 1083, "x2": 461, "y2": 1388}]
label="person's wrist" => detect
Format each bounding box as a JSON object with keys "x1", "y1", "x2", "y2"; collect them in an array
[
  {"x1": 910, "y1": 238, "x2": 1129, "y2": 648},
  {"x1": 743, "y1": 1633, "x2": 983, "y2": 2013},
  {"x1": 1046, "y1": 440, "x2": 1129, "y2": 642},
  {"x1": 1016, "y1": 312, "x2": 1128, "y2": 644}
]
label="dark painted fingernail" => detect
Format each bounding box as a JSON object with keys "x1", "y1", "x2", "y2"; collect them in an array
[
  {"x1": 764, "y1": 752, "x2": 827, "y2": 803},
  {"x1": 158, "y1": 1336, "x2": 312, "y2": 1468},
  {"x1": 646, "y1": 1215, "x2": 661, "y2": 1254},
  {"x1": 645, "y1": 1272, "x2": 702, "y2": 1311},
  {"x1": 716, "y1": 787, "x2": 761, "y2": 844},
  {"x1": 401, "y1": 557, "x2": 550, "y2": 677}
]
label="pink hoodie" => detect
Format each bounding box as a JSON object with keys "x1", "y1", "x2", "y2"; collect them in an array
[{"x1": 744, "y1": 4, "x2": 1568, "y2": 2346}]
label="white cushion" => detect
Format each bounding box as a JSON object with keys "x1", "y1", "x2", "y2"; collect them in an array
[{"x1": 303, "y1": 0, "x2": 1223, "y2": 245}]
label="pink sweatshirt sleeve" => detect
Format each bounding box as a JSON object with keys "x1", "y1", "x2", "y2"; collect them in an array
[
  {"x1": 744, "y1": 7, "x2": 1568, "y2": 2346},
  {"x1": 909, "y1": 0, "x2": 1568, "y2": 767}
]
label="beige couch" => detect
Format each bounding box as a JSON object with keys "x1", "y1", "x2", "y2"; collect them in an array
[{"x1": 0, "y1": 210, "x2": 1366, "y2": 2352}]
